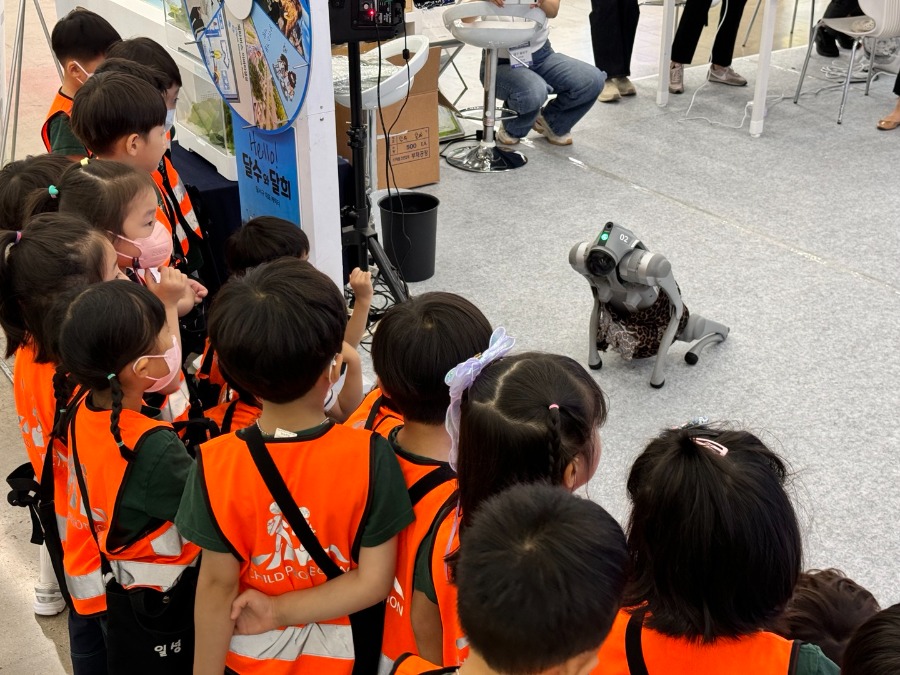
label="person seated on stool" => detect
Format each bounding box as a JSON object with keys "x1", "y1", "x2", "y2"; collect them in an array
[
  {"x1": 877, "y1": 71, "x2": 900, "y2": 131},
  {"x1": 485, "y1": 0, "x2": 605, "y2": 146},
  {"x1": 668, "y1": 0, "x2": 749, "y2": 94}
]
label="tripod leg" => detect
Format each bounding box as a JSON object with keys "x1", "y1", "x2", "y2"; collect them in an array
[
  {"x1": 367, "y1": 234, "x2": 408, "y2": 303},
  {"x1": 1, "y1": 0, "x2": 26, "y2": 164},
  {"x1": 32, "y1": 0, "x2": 63, "y2": 81}
]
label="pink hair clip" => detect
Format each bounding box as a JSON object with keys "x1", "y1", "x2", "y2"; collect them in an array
[{"x1": 694, "y1": 437, "x2": 728, "y2": 456}]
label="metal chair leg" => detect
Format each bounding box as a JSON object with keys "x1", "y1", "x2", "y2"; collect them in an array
[
  {"x1": 742, "y1": 0, "x2": 763, "y2": 47},
  {"x1": 865, "y1": 37, "x2": 877, "y2": 95},
  {"x1": 794, "y1": 23, "x2": 820, "y2": 103},
  {"x1": 838, "y1": 39, "x2": 860, "y2": 123},
  {"x1": 789, "y1": 0, "x2": 800, "y2": 35}
]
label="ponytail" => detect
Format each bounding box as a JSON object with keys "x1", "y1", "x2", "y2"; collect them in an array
[
  {"x1": 546, "y1": 404, "x2": 562, "y2": 481},
  {"x1": 0, "y1": 228, "x2": 26, "y2": 357},
  {"x1": 107, "y1": 374, "x2": 133, "y2": 459},
  {"x1": 22, "y1": 184, "x2": 62, "y2": 221}
]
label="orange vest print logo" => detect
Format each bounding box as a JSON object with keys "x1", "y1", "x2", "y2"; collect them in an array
[{"x1": 249, "y1": 503, "x2": 350, "y2": 583}]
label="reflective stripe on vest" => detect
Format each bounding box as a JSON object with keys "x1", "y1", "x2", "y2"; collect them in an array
[
  {"x1": 64, "y1": 567, "x2": 105, "y2": 603},
  {"x1": 64, "y1": 402, "x2": 199, "y2": 615},
  {"x1": 592, "y1": 609, "x2": 797, "y2": 675},
  {"x1": 230, "y1": 623, "x2": 354, "y2": 662},
  {"x1": 201, "y1": 423, "x2": 376, "y2": 673},
  {"x1": 152, "y1": 156, "x2": 202, "y2": 257},
  {"x1": 41, "y1": 90, "x2": 74, "y2": 152},
  {"x1": 344, "y1": 387, "x2": 403, "y2": 433}
]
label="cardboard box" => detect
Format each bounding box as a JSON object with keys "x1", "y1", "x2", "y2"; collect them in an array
[{"x1": 334, "y1": 45, "x2": 441, "y2": 190}]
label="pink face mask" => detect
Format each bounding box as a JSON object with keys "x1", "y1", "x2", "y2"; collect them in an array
[
  {"x1": 134, "y1": 335, "x2": 182, "y2": 393},
  {"x1": 115, "y1": 221, "x2": 173, "y2": 270}
]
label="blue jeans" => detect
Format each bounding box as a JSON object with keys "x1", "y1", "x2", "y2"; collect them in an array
[
  {"x1": 69, "y1": 610, "x2": 108, "y2": 674},
  {"x1": 484, "y1": 41, "x2": 605, "y2": 138}
]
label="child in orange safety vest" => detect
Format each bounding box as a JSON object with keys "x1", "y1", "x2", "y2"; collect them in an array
[
  {"x1": 415, "y1": 348, "x2": 609, "y2": 668},
  {"x1": 390, "y1": 483, "x2": 628, "y2": 675},
  {"x1": 0, "y1": 215, "x2": 124, "y2": 673},
  {"x1": 175, "y1": 258, "x2": 413, "y2": 675},
  {"x1": 350, "y1": 292, "x2": 492, "y2": 673},
  {"x1": 57, "y1": 279, "x2": 200, "y2": 671},
  {"x1": 42, "y1": 8, "x2": 119, "y2": 157},
  {"x1": 592, "y1": 423, "x2": 839, "y2": 675}
]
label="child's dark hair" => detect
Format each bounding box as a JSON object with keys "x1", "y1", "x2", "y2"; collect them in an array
[
  {"x1": 93, "y1": 57, "x2": 168, "y2": 94},
  {"x1": 0, "y1": 214, "x2": 109, "y2": 361},
  {"x1": 70, "y1": 72, "x2": 166, "y2": 156},
  {"x1": 371, "y1": 292, "x2": 491, "y2": 425},
  {"x1": 843, "y1": 604, "x2": 900, "y2": 675},
  {"x1": 624, "y1": 424, "x2": 802, "y2": 642},
  {"x1": 58, "y1": 281, "x2": 166, "y2": 455},
  {"x1": 106, "y1": 37, "x2": 182, "y2": 89},
  {"x1": 457, "y1": 483, "x2": 628, "y2": 673},
  {"x1": 456, "y1": 352, "x2": 607, "y2": 532},
  {"x1": 25, "y1": 158, "x2": 156, "y2": 236},
  {"x1": 51, "y1": 8, "x2": 120, "y2": 64},
  {"x1": 209, "y1": 257, "x2": 346, "y2": 404},
  {"x1": 224, "y1": 216, "x2": 310, "y2": 275},
  {"x1": 0, "y1": 155, "x2": 72, "y2": 229},
  {"x1": 771, "y1": 569, "x2": 880, "y2": 666}
]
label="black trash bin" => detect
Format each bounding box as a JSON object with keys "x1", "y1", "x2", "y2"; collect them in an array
[{"x1": 378, "y1": 192, "x2": 439, "y2": 283}]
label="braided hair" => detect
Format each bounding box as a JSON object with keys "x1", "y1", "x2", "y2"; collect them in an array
[
  {"x1": 57, "y1": 281, "x2": 166, "y2": 458},
  {"x1": 455, "y1": 351, "x2": 608, "y2": 534}
]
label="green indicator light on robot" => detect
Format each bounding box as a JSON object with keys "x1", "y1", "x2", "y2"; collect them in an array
[{"x1": 600, "y1": 232, "x2": 609, "y2": 241}]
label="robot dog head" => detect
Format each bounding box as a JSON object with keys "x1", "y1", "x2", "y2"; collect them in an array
[{"x1": 569, "y1": 222, "x2": 672, "y2": 312}]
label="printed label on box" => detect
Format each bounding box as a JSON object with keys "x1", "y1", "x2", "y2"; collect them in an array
[{"x1": 390, "y1": 128, "x2": 431, "y2": 165}]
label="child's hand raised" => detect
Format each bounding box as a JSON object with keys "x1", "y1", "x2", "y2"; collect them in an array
[
  {"x1": 145, "y1": 266, "x2": 189, "y2": 309},
  {"x1": 349, "y1": 267, "x2": 373, "y2": 306},
  {"x1": 231, "y1": 588, "x2": 280, "y2": 635}
]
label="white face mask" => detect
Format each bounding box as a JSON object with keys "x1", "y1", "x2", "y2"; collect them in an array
[{"x1": 164, "y1": 109, "x2": 176, "y2": 133}]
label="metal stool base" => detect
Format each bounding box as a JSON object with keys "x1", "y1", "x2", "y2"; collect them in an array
[{"x1": 445, "y1": 142, "x2": 527, "y2": 172}]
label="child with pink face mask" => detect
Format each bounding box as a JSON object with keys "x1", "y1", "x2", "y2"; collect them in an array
[
  {"x1": 57, "y1": 279, "x2": 200, "y2": 672},
  {"x1": 25, "y1": 158, "x2": 206, "y2": 318}
]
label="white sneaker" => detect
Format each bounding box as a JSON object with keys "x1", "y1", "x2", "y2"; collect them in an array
[
  {"x1": 34, "y1": 583, "x2": 66, "y2": 616},
  {"x1": 532, "y1": 113, "x2": 573, "y2": 146},
  {"x1": 495, "y1": 125, "x2": 520, "y2": 146}
]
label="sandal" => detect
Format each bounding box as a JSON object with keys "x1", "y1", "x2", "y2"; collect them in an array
[{"x1": 877, "y1": 118, "x2": 900, "y2": 130}]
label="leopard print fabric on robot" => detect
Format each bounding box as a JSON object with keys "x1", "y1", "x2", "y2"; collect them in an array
[{"x1": 596, "y1": 288, "x2": 690, "y2": 360}]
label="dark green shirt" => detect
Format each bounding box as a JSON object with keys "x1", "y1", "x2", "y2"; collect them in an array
[
  {"x1": 47, "y1": 113, "x2": 87, "y2": 156},
  {"x1": 175, "y1": 422, "x2": 413, "y2": 556}
]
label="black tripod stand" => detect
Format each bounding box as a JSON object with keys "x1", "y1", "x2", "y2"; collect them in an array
[{"x1": 340, "y1": 42, "x2": 409, "y2": 304}]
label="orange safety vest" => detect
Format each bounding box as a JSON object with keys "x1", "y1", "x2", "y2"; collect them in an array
[
  {"x1": 382, "y1": 442, "x2": 457, "y2": 669},
  {"x1": 41, "y1": 90, "x2": 74, "y2": 153},
  {"x1": 152, "y1": 154, "x2": 203, "y2": 259},
  {"x1": 390, "y1": 653, "x2": 457, "y2": 675},
  {"x1": 593, "y1": 609, "x2": 799, "y2": 675},
  {"x1": 13, "y1": 344, "x2": 68, "y2": 538},
  {"x1": 197, "y1": 338, "x2": 227, "y2": 394},
  {"x1": 64, "y1": 398, "x2": 199, "y2": 616},
  {"x1": 345, "y1": 387, "x2": 403, "y2": 435},
  {"x1": 200, "y1": 423, "x2": 378, "y2": 674},
  {"x1": 205, "y1": 398, "x2": 261, "y2": 435},
  {"x1": 429, "y1": 506, "x2": 469, "y2": 667}
]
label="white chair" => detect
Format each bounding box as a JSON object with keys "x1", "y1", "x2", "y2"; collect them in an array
[
  {"x1": 794, "y1": 0, "x2": 900, "y2": 123},
  {"x1": 442, "y1": 1, "x2": 546, "y2": 172},
  {"x1": 333, "y1": 35, "x2": 430, "y2": 193}
]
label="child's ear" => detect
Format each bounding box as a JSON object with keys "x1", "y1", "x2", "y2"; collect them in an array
[
  {"x1": 562, "y1": 459, "x2": 579, "y2": 491},
  {"x1": 328, "y1": 353, "x2": 344, "y2": 385},
  {"x1": 125, "y1": 133, "x2": 142, "y2": 157},
  {"x1": 131, "y1": 356, "x2": 152, "y2": 380}
]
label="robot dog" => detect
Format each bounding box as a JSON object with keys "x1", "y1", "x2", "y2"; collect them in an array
[{"x1": 569, "y1": 222, "x2": 729, "y2": 388}]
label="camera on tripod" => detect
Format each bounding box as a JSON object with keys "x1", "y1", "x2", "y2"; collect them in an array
[{"x1": 329, "y1": 0, "x2": 404, "y2": 44}]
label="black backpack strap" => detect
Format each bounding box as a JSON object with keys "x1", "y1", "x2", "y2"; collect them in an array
[
  {"x1": 624, "y1": 609, "x2": 649, "y2": 675},
  {"x1": 407, "y1": 466, "x2": 456, "y2": 508},
  {"x1": 242, "y1": 424, "x2": 384, "y2": 674},
  {"x1": 6, "y1": 462, "x2": 42, "y2": 544},
  {"x1": 220, "y1": 398, "x2": 241, "y2": 434},
  {"x1": 365, "y1": 395, "x2": 401, "y2": 432}
]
